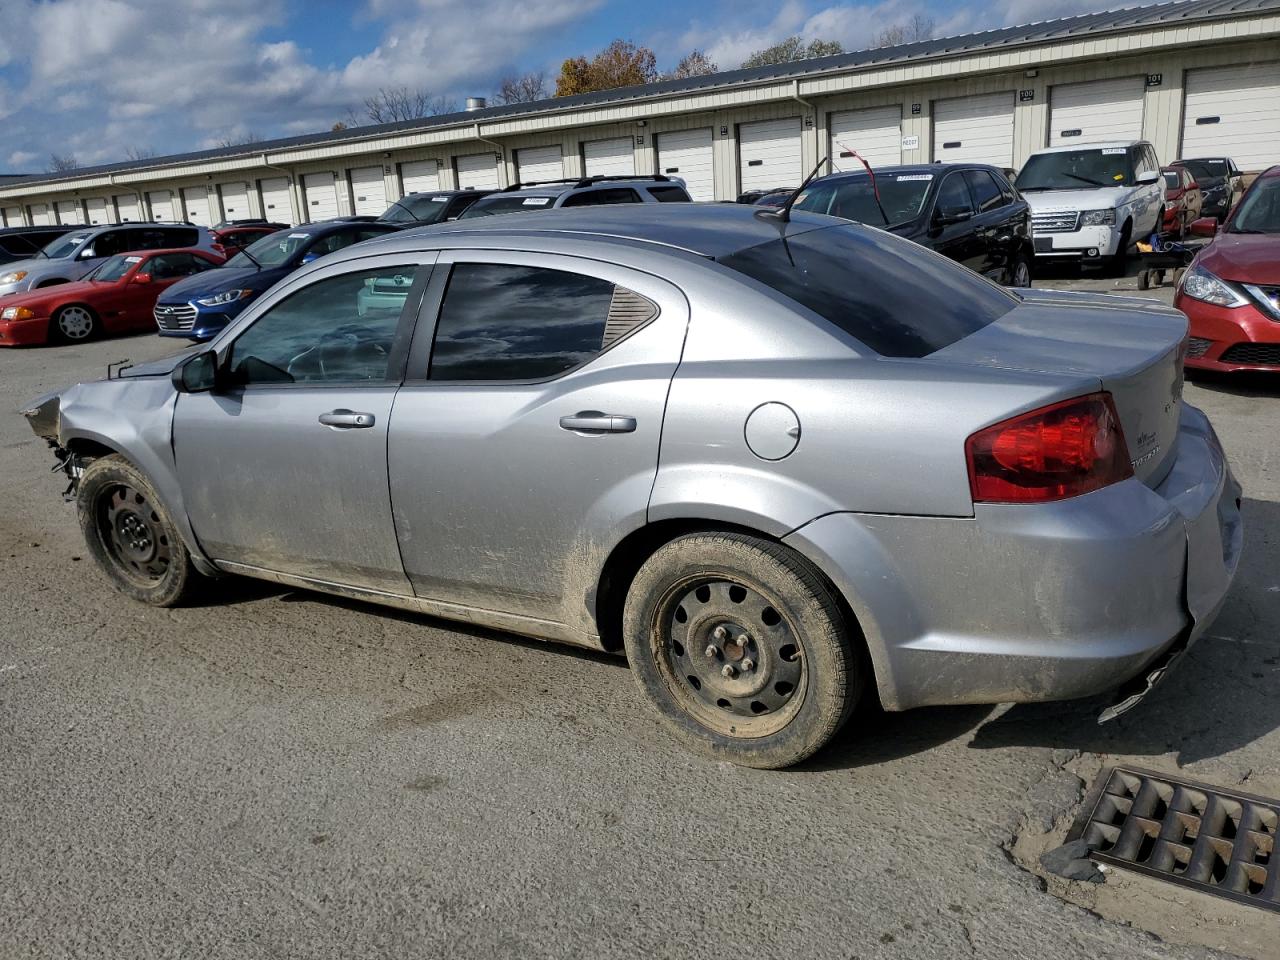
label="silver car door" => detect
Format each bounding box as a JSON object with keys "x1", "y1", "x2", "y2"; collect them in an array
[
  {"x1": 173, "y1": 252, "x2": 435, "y2": 594},
  {"x1": 388, "y1": 249, "x2": 689, "y2": 639}
]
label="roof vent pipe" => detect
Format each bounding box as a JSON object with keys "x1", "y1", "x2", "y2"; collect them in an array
[{"x1": 466, "y1": 97, "x2": 487, "y2": 111}]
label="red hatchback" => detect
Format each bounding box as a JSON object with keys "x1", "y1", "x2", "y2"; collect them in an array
[
  {"x1": 211, "y1": 225, "x2": 285, "y2": 259},
  {"x1": 0, "y1": 248, "x2": 223, "y2": 346},
  {"x1": 1176, "y1": 165, "x2": 1280, "y2": 373}
]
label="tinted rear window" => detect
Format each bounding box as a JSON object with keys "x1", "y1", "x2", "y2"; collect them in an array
[{"x1": 717, "y1": 225, "x2": 1016, "y2": 358}]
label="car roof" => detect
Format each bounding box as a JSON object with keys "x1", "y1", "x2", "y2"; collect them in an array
[
  {"x1": 816, "y1": 163, "x2": 1002, "y2": 182},
  {"x1": 1029, "y1": 140, "x2": 1147, "y2": 155},
  {"x1": 117, "y1": 246, "x2": 220, "y2": 257},
  {"x1": 0, "y1": 225, "x2": 71, "y2": 235},
  {"x1": 283, "y1": 220, "x2": 396, "y2": 236},
  {"x1": 378, "y1": 202, "x2": 835, "y2": 258}
]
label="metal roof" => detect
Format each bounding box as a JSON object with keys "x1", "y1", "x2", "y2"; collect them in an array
[{"x1": 8, "y1": 0, "x2": 1280, "y2": 191}]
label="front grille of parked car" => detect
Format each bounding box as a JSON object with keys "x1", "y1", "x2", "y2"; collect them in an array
[
  {"x1": 1186, "y1": 337, "x2": 1214, "y2": 359},
  {"x1": 1069, "y1": 767, "x2": 1279, "y2": 913},
  {"x1": 1031, "y1": 211, "x2": 1080, "y2": 234},
  {"x1": 1220, "y1": 343, "x2": 1280, "y2": 366},
  {"x1": 154, "y1": 304, "x2": 197, "y2": 332}
]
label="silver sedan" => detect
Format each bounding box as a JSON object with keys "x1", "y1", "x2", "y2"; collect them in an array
[{"x1": 23, "y1": 204, "x2": 1243, "y2": 768}]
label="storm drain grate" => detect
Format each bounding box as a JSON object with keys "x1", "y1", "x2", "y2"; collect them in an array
[{"x1": 1068, "y1": 767, "x2": 1279, "y2": 912}]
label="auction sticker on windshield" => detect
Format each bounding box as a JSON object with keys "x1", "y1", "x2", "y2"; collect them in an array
[
  {"x1": 522, "y1": 198, "x2": 551, "y2": 206},
  {"x1": 896, "y1": 175, "x2": 933, "y2": 181}
]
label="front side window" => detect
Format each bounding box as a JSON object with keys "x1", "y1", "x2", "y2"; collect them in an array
[
  {"x1": 935, "y1": 174, "x2": 975, "y2": 218},
  {"x1": 1016, "y1": 149, "x2": 1135, "y2": 191},
  {"x1": 228, "y1": 265, "x2": 418, "y2": 385},
  {"x1": 149, "y1": 253, "x2": 213, "y2": 279},
  {"x1": 964, "y1": 170, "x2": 1003, "y2": 213},
  {"x1": 718, "y1": 224, "x2": 1016, "y2": 358},
  {"x1": 430, "y1": 263, "x2": 625, "y2": 381}
]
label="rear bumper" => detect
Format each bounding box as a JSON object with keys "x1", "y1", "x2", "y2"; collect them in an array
[
  {"x1": 785, "y1": 404, "x2": 1242, "y2": 712},
  {"x1": 1177, "y1": 294, "x2": 1280, "y2": 372}
]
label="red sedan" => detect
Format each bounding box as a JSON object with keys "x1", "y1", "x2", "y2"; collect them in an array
[
  {"x1": 1176, "y1": 165, "x2": 1280, "y2": 372},
  {"x1": 0, "y1": 248, "x2": 223, "y2": 346},
  {"x1": 211, "y1": 225, "x2": 285, "y2": 258}
]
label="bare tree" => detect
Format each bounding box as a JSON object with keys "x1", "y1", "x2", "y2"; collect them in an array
[
  {"x1": 214, "y1": 131, "x2": 262, "y2": 149},
  {"x1": 666, "y1": 50, "x2": 718, "y2": 80},
  {"x1": 347, "y1": 86, "x2": 459, "y2": 125},
  {"x1": 125, "y1": 145, "x2": 157, "y2": 162},
  {"x1": 874, "y1": 15, "x2": 935, "y2": 48},
  {"x1": 47, "y1": 152, "x2": 79, "y2": 173},
  {"x1": 495, "y1": 70, "x2": 548, "y2": 104}
]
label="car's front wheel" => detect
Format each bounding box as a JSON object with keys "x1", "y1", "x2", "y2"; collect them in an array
[
  {"x1": 77, "y1": 454, "x2": 199, "y2": 606},
  {"x1": 51, "y1": 304, "x2": 98, "y2": 343},
  {"x1": 623, "y1": 532, "x2": 861, "y2": 769}
]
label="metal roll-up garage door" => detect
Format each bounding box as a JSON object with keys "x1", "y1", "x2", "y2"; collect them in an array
[
  {"x1": 182, "y1": 187, "x2": 212, "y2": 225},
  {"x1": 114, "y1": 194, "x2": 140, "y2": 222},
  {"x1": 85, "y1": 198, "x2": 109, "y2": 224},
  {"x1": 656, "y1": 128, "x2": 714, "y2": 201},
  {"x1": 28, "y1": 203, "x2": 51, "y2": 226},
  {"x1": 400, "y1": 160, "x2": 439, "y2": 195},
  {"x1": 56, "y1": 200, "x2": 84, "y2": 225},
  {"x1": 829, "y1": 106, "x2": 901, "y2": 168},
  {"x1": 148, "y1": 190, "x2": 174, "y2": 221},
  {"x1": 349, "y1": 166, "x2": 388, "y2": 217},
  {"x1": 456, "y1": 153, "x2": 501, "y2": 190},
  {"x1": 303, "y1": 173, "x2": 339, "y2": 222},
  {"x1": 1182, "y1": 62, "x2": 1280, "y2": 170},
  {"x1": 583, "y1": 137, "x2": 635, "y2": 177},
  {"x1": 2, "y1": 206, "x2": 21, "y2": 226},
  {"x1": 739, "y1": 117, "x2": 803, "y2": 193},
  {"x1": 258, "y1": 177, "x2": 291, "y2": 222},
  {"x1": 219, "y1": 182, "x2": 251, "y2": 221},
  {"x1": 933, "y1": 92, "x2": 1015, "y2": 165},
  {"x1": 1049, "y1": 77, "x2": 1146, "y2": 146},
  {"x1": 516, "y1": 145, "x2": 564, "y2": 185}
]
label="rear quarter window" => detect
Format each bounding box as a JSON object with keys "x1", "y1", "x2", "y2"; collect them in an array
[
  {"x1": 648, "y1": 185, "x2": 692, "y2": 202},
  {"x1": 717, "y1": 224, "x2": 1016, "y2": 358}
]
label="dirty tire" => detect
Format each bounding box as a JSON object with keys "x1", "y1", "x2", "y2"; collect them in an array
[
  {"x1": 77, "y1": 454, "x2": 198, "y2": 606},
  {"x1": 1105, "y1": 223, "x2": 1132, "y2": 279},
  {"x1": 623, "y1": 532, "x2": 860, "y2": 769}
]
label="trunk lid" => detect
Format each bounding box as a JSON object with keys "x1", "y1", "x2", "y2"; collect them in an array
[{"x1": 929, "y1": 288, "x2": 1188, "y2": 487}]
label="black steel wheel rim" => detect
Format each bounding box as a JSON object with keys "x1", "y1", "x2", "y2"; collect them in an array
[
  {"x1": 98, "y1": 483, "x2": 172, "y2": 584},
  {"x1": 653, "y1": 576, "x2": 807, "y2": 738}
]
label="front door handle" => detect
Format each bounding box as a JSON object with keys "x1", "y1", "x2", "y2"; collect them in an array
[
  {"x1": 319, "y1": 409, "x2": 376, "y2": 429},
  {"x1": 559, "y1": 411, "x2": 637, "y2": 434}
]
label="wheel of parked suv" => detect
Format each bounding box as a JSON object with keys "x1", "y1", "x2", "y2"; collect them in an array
[
  {"x1": 77, "y1": 455, "x2": 199, "y2": 606},
  {"x1": 622, "y1": 532, "x2": 861, "y2": 769},
  {"x1": 51, "y1": 305, "x2": 98, "y2": 342},
  {"x1": 1008, "y1": 253, "x2": 1033, "y2": 288},
  {"x1": 1106, "y1": 222, "x2": 1132, "y2": 278}
]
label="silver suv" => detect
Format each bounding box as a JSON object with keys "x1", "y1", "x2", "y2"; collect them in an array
[
  {"x1": 0, "y1": 222, "x2": 218, "y2": 297},
  {"x1": 458, "y1": 175, "x2": 691, "y2": 218}
]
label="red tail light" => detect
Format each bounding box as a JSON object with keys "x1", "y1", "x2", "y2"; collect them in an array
[{"x1": 966, "y1": 393, "x2": 1132, "y2": 503}]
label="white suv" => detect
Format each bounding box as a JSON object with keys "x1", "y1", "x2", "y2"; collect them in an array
[
  {"x1": 1015, "y1": 140, "x2": 1165, "y2": 274},
  {"x1": 458, "y1": 175, "x2": 691, "y2": 218}
]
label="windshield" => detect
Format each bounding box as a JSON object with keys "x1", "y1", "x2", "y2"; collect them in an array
[
  {"x1": 1015, "y1": 149, "x2": 1134, "y2": 191},
  {"x1": 1229, "y1": 177, "x2": 1280, "y2": 234},
  {"x1": 89, "y1": 254, "x2": 142, "y2": 282},
  {"x1": 458, "y1": 195, "x2": 554, "y2": 218},
  {"x1": 226, "y1": 230, "x2": 307, "y2": 268},
  {"x1": 39, "y1": 231, "x2": 92, "y2": 260},
  {"x1": 1178, "y1": 159, "x2": 1228, "y2": 182},
  {"x1": 795, "y1": 174, "x2": 933, "y2": 226},
  {"x1": 717, "y1": 224, "x2": 1016, "y2": 358},
  {"x1": 1162, "y1": 172, "x2": 1181, "y2": 191},
  {"x1": 382, "y1": 195, "x2": 451, "y2": 224}
]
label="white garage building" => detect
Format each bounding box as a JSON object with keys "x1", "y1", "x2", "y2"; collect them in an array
[{"x1": 2, "y1": 0, "x2": 1277, "y2": 227}]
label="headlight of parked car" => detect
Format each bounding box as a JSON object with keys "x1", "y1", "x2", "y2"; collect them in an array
[
  {"x1": 1079, "y1": 209, "x2": 1117, "y2": 227},
  {"x1": 1180, "y1": 265, "x2": 1248, "y2": 308},
  {"x1": 0, "y1": 270, "x2": 28, "y2": 284},
  {"x1": 195, "y1": 288, "x2": 254, "y2": 307},
  {"x1": 1, "y1": 306, "x2": 34, "y2": 320}
]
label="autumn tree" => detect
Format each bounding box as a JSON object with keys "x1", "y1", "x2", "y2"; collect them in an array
[
  {"x1": 555, "y1": 39, "x2": 658, "y2": 96},
  {"x1": 874, "y1": 15, "x2": 935, "y2": 48},
  {"x1": 666, "y1": 50, "x2": 718, "y2": 80},
  {"x1": 46, "y1": 152, "x2": 79, "y2": 173},
  {"x1": 347, "y1": 86, "x2": 458, "y2": 126},
  {"x1": 496, "y1": 70, "x2": 549, "y2": 104},
  {"x1": 740, "y1": 36, "x2": 843, "y2": 68}
]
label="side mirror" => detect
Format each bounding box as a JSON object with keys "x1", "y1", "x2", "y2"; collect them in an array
[
  {"x1": 132, "y1": 272, "x2": 152, "y2": 284},
  {"x1": 172, "y1": 350, "x2": 219, "y2": 394},
  {"x1": 78, "y1": 246, "x2": 96, "y2": 259},
  {"x1": 1136, "y1": 170, "x2": 1160, "y2": 185},
  {"x1": 1189, "y1": 217, "x2": 1219, "y2": 238},
  {"x1": 300, "y1": 252, "x2": 320, "y2": 265}
]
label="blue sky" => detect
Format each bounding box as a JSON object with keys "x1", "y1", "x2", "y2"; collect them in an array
[{"x1": 0, "y1": 0, "x2": 1121, "y2": 171}]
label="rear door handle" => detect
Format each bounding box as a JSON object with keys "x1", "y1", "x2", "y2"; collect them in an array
[
  {"x1": 559, "y1": 411, "x2": 637, "y2": 434},
  {"x1": 319, "y1": 409, "x2": 376, "y2": 429}
]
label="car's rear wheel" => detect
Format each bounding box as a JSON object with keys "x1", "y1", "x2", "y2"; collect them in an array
[
  {"x1": 51, "y1": 304, "x2": 98, "y2": 343},
  {"x1": 622, "y1": 532, "x2": 861, "y2": 769},
  {"x1": 77, "y1": 454, "x2": 199, "y2": 606},
  {"x1": 1008, "y1": 252, "x2": 1033, "y2": 288}
]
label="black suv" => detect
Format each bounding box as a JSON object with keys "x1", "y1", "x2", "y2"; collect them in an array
[
  {"x1": 379, "y1": 190, "x2": 493, "y2": 227},
  {"x1": 793, "y1": 164, "x2": 1034, "y2": 287},
  {"x1": 0, "y1": 225, "x2": 75, "y2": 266}
]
